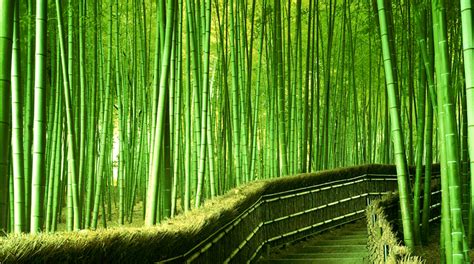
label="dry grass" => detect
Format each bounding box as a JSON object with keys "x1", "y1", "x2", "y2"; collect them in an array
[
  {"x1": 0, "y1": 181, "x2": 268, "y2": 263},
  {"x1": 0, "y1": 164, "x2": 431, "y2": 263},
  {"x1": 366, "y1": 194, "x2": 426, "y2": 264}
]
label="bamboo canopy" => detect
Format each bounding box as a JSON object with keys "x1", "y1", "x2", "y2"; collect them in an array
[{"x1": 0, "y1": 0, "x2": 472, "y2": 262}]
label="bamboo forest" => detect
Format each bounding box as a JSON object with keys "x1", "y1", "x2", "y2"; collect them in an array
[{"x1": 0, "y1": 0, "x2": 473, "y2": 263}]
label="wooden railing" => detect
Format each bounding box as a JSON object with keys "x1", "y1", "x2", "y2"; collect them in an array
[
  {"x1": 0, "y1": 165, "x2": 439, "y2": 263},
  {"x1": 160, "y1": 169, "x2": 440, "y2": 263},
  {"x1": 366, "y1": 183, "x2": 441, "y2": 263}
]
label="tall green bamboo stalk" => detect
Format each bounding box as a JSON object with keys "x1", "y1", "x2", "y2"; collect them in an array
[
  {"x1": 195, "y1": 0, "x2": 212, "y2": 208},
  {"x1": 459, "y1": 0, "x2": 474, "y2": 246},
  {"x1": 145, "y1": 0, "x2": 175, "y2": 226},
  {"x1": 375, "y1": 0, "x2": 414, "y2": 249},
  {"x1": 432, "y1": 0, "x2": 469, "y2": 261},
  {"x1": 0, "y1": 0, "x2": 14, "y2": 232},
  {"x1": 30, "y1": 0, "x2": 48, "y2": 234},
  {"x1": 11, "y1": 0, "x2": 25, "y2": 233},
  {"x1": 55, "y1": 0, "x2": 82, "y2": 231}
]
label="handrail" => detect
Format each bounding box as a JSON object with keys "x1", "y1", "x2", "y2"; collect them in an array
[
  {"x1": 0, "y1": 165, "x2": 441, "y2": 263},
  {"x1": 159, "y1": 170, "x2": 440, "y2": 263},
  {"x1": 161, "y1": 173, "x2": 369, "y2": 263}
]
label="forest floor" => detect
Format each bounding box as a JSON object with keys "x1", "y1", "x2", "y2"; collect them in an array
[
  {"x1": 56, "y1": 200, "x2": 146, "y2": 231},
  {"x1": 55, "y1": 196, "x2": 190, "y2": 231},
  {"x1": 414, "y1": 222, "x2": 474, "y2": 263}
]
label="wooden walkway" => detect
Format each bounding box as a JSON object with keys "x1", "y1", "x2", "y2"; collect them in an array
[{"x1": 258, "y1": 220, "x2": 369, "y2": 264}]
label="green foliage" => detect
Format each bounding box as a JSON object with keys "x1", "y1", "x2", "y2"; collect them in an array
[{"x1": 0, "y1": 1, "x2": 472, "y2": 263}]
